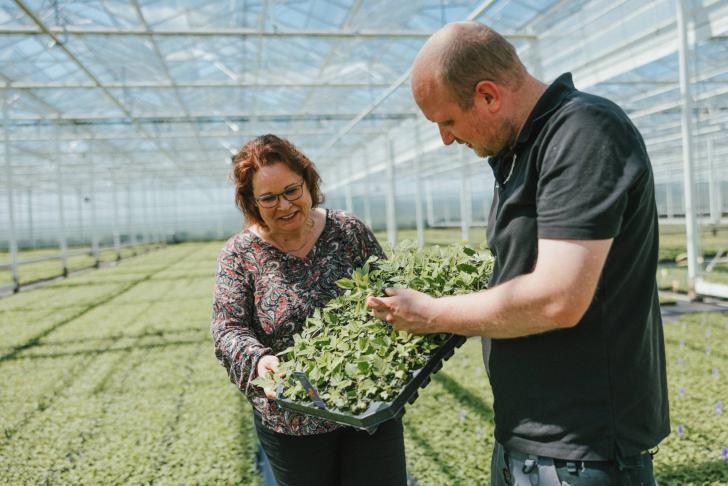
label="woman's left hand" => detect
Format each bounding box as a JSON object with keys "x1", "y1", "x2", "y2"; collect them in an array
[{"x1": 257, "y1": 355, "x2": 280, "y2": 399}]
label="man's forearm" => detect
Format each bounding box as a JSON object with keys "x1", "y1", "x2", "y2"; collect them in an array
[{"x1": 429, "y1": 272, "x2": 576, "y2": 338}]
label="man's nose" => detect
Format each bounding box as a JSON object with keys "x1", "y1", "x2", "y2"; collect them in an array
[{"x1": 438, "y1": 125, "x2": 455, "y2": 145}]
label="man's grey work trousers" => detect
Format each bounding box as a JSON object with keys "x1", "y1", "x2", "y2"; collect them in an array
[{"x1": 490, "y1": 441, "x2": 658, "y2": 486}]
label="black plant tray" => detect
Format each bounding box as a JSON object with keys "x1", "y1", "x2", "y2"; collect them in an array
[{"x1": 275, "y1": 334, "x2": 466, "y2": 433}]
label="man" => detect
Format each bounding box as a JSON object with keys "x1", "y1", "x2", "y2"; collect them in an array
[{"x1": 367, "y1": 21, "x2": 668, "y2": 485}]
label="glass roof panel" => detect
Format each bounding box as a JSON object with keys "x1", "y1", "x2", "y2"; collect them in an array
[{"x1": 0, "y1": 0, "x2": 725, "y2": 197}]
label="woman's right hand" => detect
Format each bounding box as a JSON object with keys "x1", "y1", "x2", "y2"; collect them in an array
[{"x1": 257, "y1": 355, "x2": 280, "y2": 399}]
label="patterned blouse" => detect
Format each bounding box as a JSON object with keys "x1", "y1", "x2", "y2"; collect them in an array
[{"x1": 211, "y1": 209, "x2": 385, "y2": 436}]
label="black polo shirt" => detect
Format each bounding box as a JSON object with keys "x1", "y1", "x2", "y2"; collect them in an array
[{"x1": 484, "y1": 73, "x2": 670, "y2": 460}]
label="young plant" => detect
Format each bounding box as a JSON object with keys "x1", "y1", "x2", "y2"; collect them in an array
[{"x1": 253, "y1": 243, "x2": 494, "y2": 415}]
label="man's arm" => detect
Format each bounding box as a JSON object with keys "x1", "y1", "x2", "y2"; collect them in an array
[{"x1": 366, "y1": 238, "x2": 612, "y2": 338}]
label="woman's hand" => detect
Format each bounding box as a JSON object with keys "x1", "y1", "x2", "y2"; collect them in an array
[{"x1": 257, "y1": 355, "x2": 280, "y2": 399}]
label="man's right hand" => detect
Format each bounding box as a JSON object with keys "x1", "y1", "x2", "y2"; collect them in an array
[{"x1": 257, "y1": 355, "x2": 280, "y2": 399}]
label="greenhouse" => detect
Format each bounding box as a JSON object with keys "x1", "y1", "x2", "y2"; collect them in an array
[{"x1": 1, "y1": 0, "x2": 727, "y2": 484}]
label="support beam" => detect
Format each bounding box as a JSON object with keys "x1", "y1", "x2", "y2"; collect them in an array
[
  {"x1": 0, "y1": 26, "x2": 441, "y2": 38},
  {"x1": 708, "y1": 138, "x2": 721, "y2": 226},
  {"x1": 0, "y1": 25, "x2": 533, "y2": 40},
  {"x1": 342, "y1": 156, "x2": 354, "y2": 215},
  {"x1": 3, "y1": 92, "x2": 20, "y2": 292},
  {"x1": 568, "y1": 0, "x2": 728, "y2": 89},
  {"x1": 676, "y1": 0, "x2": 700, "y2": 298},
  {"x1": 4, "y1": 81, "x2": 395, "y2": 90},
  {"x1": 142, "y1": 183, "x2": 151, "y2": 245},
  {"x1": 111, "y1": 175, "x2": 121, "y2": 260},
  {"x1": 459, "y1": 145, "x2": 471, "y2": 242},
  {"x1": 385, "y1": 137, "x2": 397, "y2": 247},
  {"x1": 55, "y1": 146, "x2": 68, "y2": 277},
  {"x1": 76, "y1": 190, "x2": 84, "y2": 244},
  {"x1": 27, "y1": 189, "x2": 33, "y2": 248},
  {"x1": 89, "y1": 155, "x2": 100, "y2": 267},
  {"x1": 425, "y1": 178, "x2": 435, "y2": 228},
  {"x1": 173, "y1": 182, "x2": 179, "y2": 241},
  {"x1": 413, "y1": 126, "x2": 425, "y2": 248},
  {"x1": 127, "y1": 184, "x2": 136, "y2": 248},
  {"x1": 362, "y1": 147, "x2": 372, "y2": 228},
  {"x1": 12, "y1": 0, "x2": 217, "y2": 202}
]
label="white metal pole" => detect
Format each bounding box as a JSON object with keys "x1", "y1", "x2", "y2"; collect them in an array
[
  {"x1": 55, "y1": 148, "x2": 68, "y2": 276},
  {"x1": 127, "y1": 184, "x2": 135, "y2": 248},
  {"x1": 413, "y1": 126, "x2": 425, "y2": 248},
  {"x1": 528, "y1": 31, "x2": 544, "y2": 82},
  {"x1": 3, "y1": 93, "x2": 19, "y2": 292},
  {"x1": 142, "y1": 182, "x2": 150, "y2": 246},
  {"x1": 111, "y1": 174, "x2": 121, "y2": 260},
  {"x1": 173, "y1": 182, "x2": 179, "y2": 242},
  {"x1": 386, "y1": 137, "x2": 398, "y2": 247},
  {"x1": 676, "y1": 0, "x2": 700, "y2": 297},
  {"x1": 76, "y1": 187, "x2": 84, "y2": 245},
  {"x1": 708, "y1": 138, "x2": 720, "y2": 226},
  {"x1": 154, "y1": 183, "x2": 163, "y2": 244},
  {"x1": 89, "y1": 152, "x2": 100, "y2": 267},
  {"x1": 27, "y1": 189, "x2": 34, "y2": 248},
  {"x1": 344, "y1": 162, "x2": 354, "y2": 214},
  {"x1": 216, "y1": 182, "x2": 224, "y2": 240},
  {"x1": 459, "y1": 145, "x2": 471, "y2": 242},
  {"x1": 362, "y1": 147, "x2": 372, "y2": 228},
  {"x1": 666, "y1": 182, "x2": 674, "y2": 219},
  {"x1": 425, "y1": 178, "x2": 435, "y2": 227}
]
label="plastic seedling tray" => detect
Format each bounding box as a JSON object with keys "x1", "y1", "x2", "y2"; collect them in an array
[{"x1": 275, "y1": 334, "x2": 466, "y2": 434}]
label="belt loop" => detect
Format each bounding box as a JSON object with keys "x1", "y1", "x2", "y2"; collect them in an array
[{"x1": 522, "y1": 457, "x2": 537, "y2": 474}]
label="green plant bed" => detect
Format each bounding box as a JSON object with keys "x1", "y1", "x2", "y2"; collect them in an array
[
  {"x1": 372, "y1": 224, "x2": 726, "y2": 263},
  {"x1": 657, "y1": 313, "x2": 728, "y2": 485},
  {"x1": 2, "y1": 241, "x2": 726, "y2": 485},
  {"x1": 0, "y1": 242, "x2": 260, "y2": 485},
  {"x1": 657, "y1": 265, "x2": 728, "y2": 294},
  {"x1": 660, "y1": 295, "x2": 678, "y2": 306},
  {"x1": 403, "y1": 313, "x2": 728, "y2": 485},
  {"x1": 0, "y1": 245, "x2": 166, "y2": 289},
  {"x1": 659, "y1": 224, "x2": 728, "y2": 262}
]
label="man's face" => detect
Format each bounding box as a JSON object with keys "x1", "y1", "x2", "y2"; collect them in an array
[{"x1": 414, "y1": 79, "x2": 514, "y2": 158}]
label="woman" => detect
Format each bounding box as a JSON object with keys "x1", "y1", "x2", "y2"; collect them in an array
[{"x1": 211, "y1": 134, "x2": 407, "y2": 486}]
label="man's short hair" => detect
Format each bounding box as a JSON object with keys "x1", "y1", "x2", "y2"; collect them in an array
[{"x1": 440, "y1": 24, "x2": 525, "y2": 109}]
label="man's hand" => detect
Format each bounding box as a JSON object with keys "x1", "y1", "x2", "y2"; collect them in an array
[
  {"x1": 256, "y1": 355, "x2": 280, "y2": 399},
  {"x1": 366, "y1": 288, "x2": 442, "y2": 334}
]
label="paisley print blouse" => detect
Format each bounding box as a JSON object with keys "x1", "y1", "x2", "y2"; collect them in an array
[{"x1": 211, "y1": 209, "x2": 385, "y2": 435}]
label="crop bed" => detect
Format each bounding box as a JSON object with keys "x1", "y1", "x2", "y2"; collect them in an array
[
  {"x1": 0, "y1": 243, "x2": 260, "y2": 485},
  {"x1": 0, "y1": 244, "x2": 159, "y2": 288},
  {"x1": 0, "y1": 242, "x2": 726, "y2": 485}
]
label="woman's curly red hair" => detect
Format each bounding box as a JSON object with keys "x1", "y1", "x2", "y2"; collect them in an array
[{"x1": 231, "y1": 134, "x2": 324, "y2": 227}]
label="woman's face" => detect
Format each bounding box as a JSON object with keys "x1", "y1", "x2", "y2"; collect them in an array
[{"x1": 251, "y1": 162, "x2": 313, "y2": 236}]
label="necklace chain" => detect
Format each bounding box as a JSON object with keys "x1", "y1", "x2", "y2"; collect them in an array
[
  {"x1": 272, "y1": 215, "x2": 314, "y2": 253},
  {"x1": 503, "y1": 153, "x2": 517, "y2": 185}
]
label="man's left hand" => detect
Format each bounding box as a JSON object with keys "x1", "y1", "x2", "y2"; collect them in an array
[{"x1": 366, "y1": 288, "x2": 441, "y2": 334}]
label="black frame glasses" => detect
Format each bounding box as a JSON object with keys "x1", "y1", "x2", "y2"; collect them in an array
[{"x1": 254, "y1": 181, "x2": 305, "y2": 208}]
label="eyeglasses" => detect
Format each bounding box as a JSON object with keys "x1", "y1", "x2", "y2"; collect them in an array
[{"x1": 254, "y1": 181, "x2": 305, "y2": 208}]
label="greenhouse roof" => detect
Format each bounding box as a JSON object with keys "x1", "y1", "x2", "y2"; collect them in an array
[{"x1": 1, "y1": 0, "x2": 727, "y2": 196}]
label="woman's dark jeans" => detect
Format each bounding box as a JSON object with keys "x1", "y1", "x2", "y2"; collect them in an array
[{"x1": 254, "y1": 413, "x2": 407, "y2": 486}]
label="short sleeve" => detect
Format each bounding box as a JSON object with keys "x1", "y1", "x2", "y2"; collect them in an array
[{"x1": 536, "y1": 102, "x2": 646, "y2": 240}]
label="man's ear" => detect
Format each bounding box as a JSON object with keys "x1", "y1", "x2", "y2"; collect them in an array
[{"x1": 474, "y1": 80, "x2": 501, "y2": 112}]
